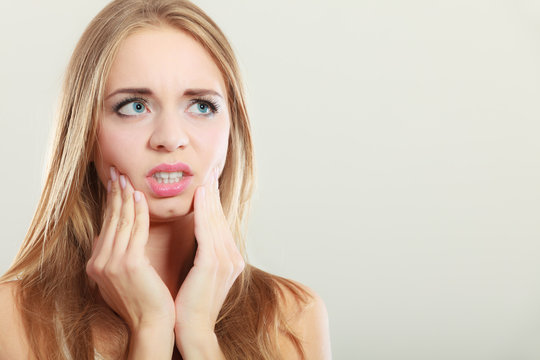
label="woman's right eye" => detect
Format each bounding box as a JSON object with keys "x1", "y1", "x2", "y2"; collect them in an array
[{"x1": 115, "y1": 101, "x2": 149, "y2": 116}]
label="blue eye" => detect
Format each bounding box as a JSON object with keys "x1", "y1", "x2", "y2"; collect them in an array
[
  {"x1": 196, "y1": 103, "x2": 209, "y2": 113},
  {"x1": 187, "y1": 99, "x2": 219, "y2": 117},
  {"x1": 115, "y1": 100, "x2": 148, "y2": 116}
]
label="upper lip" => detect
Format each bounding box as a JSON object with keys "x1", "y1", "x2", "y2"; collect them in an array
[{"x1": 147, "y1": 162, "x2": 193, "y2": 177}]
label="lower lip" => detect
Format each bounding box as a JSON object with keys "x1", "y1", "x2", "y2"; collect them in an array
[{"x1": 146, "y1": 175, "x2": 192, "y2": 197}]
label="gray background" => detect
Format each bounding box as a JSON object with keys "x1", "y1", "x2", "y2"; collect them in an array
[{"x1": 1, "y1": 1, "x2": 540, "y2": 359}]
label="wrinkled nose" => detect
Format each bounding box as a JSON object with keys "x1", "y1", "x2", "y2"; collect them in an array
[{"x1": 149, "y1": 111, "x2": 189, "y2": 151}]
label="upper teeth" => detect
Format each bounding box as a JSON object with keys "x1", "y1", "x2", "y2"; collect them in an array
[{"x1": 153, "y1": 171, "x2": 184, "y2": 183}]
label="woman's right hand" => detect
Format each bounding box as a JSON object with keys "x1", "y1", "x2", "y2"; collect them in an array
[{"x1": 86, "y1": 167, "x2": 175, "y2": 334}]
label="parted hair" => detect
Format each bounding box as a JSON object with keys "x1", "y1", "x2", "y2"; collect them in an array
[{"x1": 0, "y1": 0, "x2": 309, "y2": 359}]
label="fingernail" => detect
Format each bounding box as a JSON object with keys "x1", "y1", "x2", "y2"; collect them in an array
[
  {"x1": 107, "y1": 180, "x2": 111, "y2": 193},
  {"x1": 200, "y1": 187, "x2": 206, "y2": 198},
  {"x1": 119, "y1": 175, "x2": 126, "y2": 189},
  {"x1": 110, "y1": 167, "x2": 117, "y2": 181},
  {"x1": 134, "y1": 191, "x2": 141, "y2": 202}
]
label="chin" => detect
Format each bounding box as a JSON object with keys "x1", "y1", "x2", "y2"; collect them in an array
[
  {"x1": 147, "y1": 199, "x2": 194, "y2": 222},
  {"x1": 149, "y1": 210, "x2": 194, "y2": 223}
]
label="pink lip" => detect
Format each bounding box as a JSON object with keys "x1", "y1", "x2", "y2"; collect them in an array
[{"x1": 146, "y1": 162, "x2": 193, "y2": 197}]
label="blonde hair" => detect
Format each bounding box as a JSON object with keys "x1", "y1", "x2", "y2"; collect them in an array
[{"x1": 1, "y1": 0, "x2": 309, "y2": 359}]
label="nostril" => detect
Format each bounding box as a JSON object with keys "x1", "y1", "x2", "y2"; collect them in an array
[
  {"x1": 150, "y1": 136, "x2": 189, "y2": 151},
  {"x1": 177, "y1": 138, "x2": 188, "y2": 147}
]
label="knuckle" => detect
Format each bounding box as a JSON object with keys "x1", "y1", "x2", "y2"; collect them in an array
[
  {"x1": 103, "y1": 263, "x2": 120, "y2": 278},
  {"x1": 109, "y1": 183, "x2": 121, "y2": 195},
  {"x1": 92, "y1": 258, "x2": 107, "y2": 271},
  {"x1": 85, "y1": 261, "x2": 95, "y2": 277},
  {"x1": 122, "y1": 190, "x2": 132, "y2": 201},
  {"x1": 117, "y1": 217, "x2": 131, "y2": 230},
  {"x1": 86, "y1": 259, "x2": 107, "y2": 278},
  {"x1": 106, "y1": 212, "x2": 120, "y2": 224}
]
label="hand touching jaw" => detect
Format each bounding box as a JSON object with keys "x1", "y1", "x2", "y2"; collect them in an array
[{"x1": 87, "y1": 165, "x2": 241, "y2": 358}]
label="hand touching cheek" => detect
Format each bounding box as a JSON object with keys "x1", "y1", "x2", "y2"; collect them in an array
[
  {"x1": 86, "y1": 168, "x2": 176, "y2": 356},
  {"x1": 174, "y1": 166, "x2": 245, "y2": 358}
]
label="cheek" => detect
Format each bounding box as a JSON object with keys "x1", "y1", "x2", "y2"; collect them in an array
[
  {"x1": 94, "y1": 125, "x2": 143, "y2": 180},
  {"x1": 193, "y1": 118, "x2": 229, "y2": 151},
  {"x1": 208, "y1": 121, "x2": 230, "y2": 164},
  {"x1": 191, "y1": 121, "x2": 229, "y2": 183}
]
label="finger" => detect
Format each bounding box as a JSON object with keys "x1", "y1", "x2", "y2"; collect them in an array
[
  {"x1": 127, "y1": 190, "x2": 150, "y2": 258},
  {"x1": 93, "y1": 167, "x2": 122, "y2": 264},
  {"x1": 207, "y1": 168, "x2": 243, "y2": 277},
  {"x1": 204, "y1": 178, "x2": 221, "y2": 244},
  {"x1": 223, "y1": 234, "x2": 245, "y2": 279},
  {"x1": 212, "y1": 165, "x2": 220, "y2": 195},
  {"x1": 193, "y1": 186, "x2": 216, "y2": 267},
  {"x1": 205, "y1": 166, "x2": 220, "y2": 218},
  {"x1": 204, "y1": 173, "x2": 233, "y2": 279},
  {"x1": 194, "y1": 185, "x2": 211, "y2": 243},
  {"x1": 111, "y1": 173, "x2": 135, "y2": 256}
]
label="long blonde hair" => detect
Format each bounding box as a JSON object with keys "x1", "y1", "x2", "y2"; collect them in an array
[{"x1": 1, "y1": 0, "x2": 309, "y2": 359}]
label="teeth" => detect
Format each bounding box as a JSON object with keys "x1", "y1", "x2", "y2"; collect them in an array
[{"x1": 153, "y1": 171, "x2": 183, "y2": 184}]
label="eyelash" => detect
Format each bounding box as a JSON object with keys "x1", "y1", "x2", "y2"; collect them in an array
[
  {"x1": 112, "y1": 96, "x2": 148, "y2": 116},
  {"x1": 189, "y1": 96, "x2": 221, "y2": 114},
  {"x1": 112, "y1": 96, "x2": 221, "y2": 116}
]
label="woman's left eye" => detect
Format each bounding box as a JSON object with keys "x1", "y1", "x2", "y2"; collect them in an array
[
  {"x1": 116, "y1": 101, "x2": 148, "y2": 116},
  {"x1": 187, "y1": 101, "x2": 217, "y2": 116}
]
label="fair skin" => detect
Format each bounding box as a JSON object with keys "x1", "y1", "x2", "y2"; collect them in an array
[
  {"x1": 0, "y1": 26, "x2": 331, "y2": 360},
  {"x1": 89, "y1": 26, "x2": 238, "y2": 359}
]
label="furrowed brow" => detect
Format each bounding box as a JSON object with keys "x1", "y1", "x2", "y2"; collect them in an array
[
  {"x1": 183, "y1": 88, "x2": 223, "y2": 99},
  {"x1": 105, "y1": 88, "x2": 153, "y2": 100},
  {"x1": 105, "y1": 87, "x2": 224, "y2": 100}
]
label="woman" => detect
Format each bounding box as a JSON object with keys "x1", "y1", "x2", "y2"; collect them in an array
[{"x1": 0, "y1": 0, "x2": 331, "y2": 359}]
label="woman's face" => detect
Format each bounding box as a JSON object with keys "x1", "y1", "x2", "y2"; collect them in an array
[{"x1": 94, "y1": 27, "x2": 230, "y2": 222}]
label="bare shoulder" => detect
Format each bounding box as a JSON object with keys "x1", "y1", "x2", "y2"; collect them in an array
[
  {"x1": 276, "y1": 279, "x2": 332, "y2": 360},
  {"x1": 0, "y1": 281, "x2": 31, "y2": 359}
]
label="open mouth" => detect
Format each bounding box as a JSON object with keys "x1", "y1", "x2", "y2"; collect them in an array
[
  {"x1": 152, "y1": 171, "x2": 184, "y2": 183},
  {"x1": 146, "y1": 162, "x2": 194, "y2": 197}
]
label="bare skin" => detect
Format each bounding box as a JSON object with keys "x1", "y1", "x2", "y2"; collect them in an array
[
  {"x1": 86, "y1": 27, "x2": 241, "y2": 358},
  {"x1": 0, "y1": 27, "x2": 332, "y2": 359}
]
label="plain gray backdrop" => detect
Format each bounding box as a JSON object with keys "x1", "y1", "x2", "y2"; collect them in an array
[{"x1": 1, "y1": 1, "x2": 540, "y2": 359}]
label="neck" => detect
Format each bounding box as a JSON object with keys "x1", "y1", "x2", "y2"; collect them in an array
[{"x1": 147, "y1": 213, "x2": 196, "y2": 296}]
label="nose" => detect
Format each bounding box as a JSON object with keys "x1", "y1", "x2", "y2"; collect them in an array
[{"x1": 149, "y1": 110, "x2": 189, "y2": 151}]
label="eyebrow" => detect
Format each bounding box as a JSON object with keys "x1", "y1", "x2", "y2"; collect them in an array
[{"x1": 105, "y1": 87, "x2": 224, "y2": 100}]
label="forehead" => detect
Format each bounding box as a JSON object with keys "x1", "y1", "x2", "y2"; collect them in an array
[{"x1": 105, "y1": 26, "x2": 226, "y2": 96}]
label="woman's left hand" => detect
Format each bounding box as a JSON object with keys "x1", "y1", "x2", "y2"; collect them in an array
[{"x1": 174, "y1": 166, "x2": 245, "y2": 358}]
